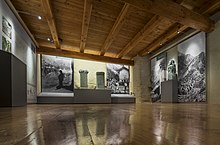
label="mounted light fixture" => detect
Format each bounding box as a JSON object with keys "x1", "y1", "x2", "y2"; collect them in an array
[
  {"x1": 177, "y1": 25, "x2": 181, "y2": 34},
  {"x1": 38, "y1": 16, "x2": 42, "y2": 20}
]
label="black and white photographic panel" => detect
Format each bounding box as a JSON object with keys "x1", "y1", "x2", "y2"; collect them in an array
[
  {"x1": 2, "y1": 36, "x2": 11, "y2": 53},
  {"x1": 178, "y1": 32, "x2": 206, "y2": 102},
  {"x1": 41, "y1": 55, "x2": 73, "y2": 93},
  {"x1": 2, "y1": 16, "x2": 12, "y2": 53},
  {"x1": 151, "y1": 53, "x2": 166, "y2": 102},
  {"x1": 2, "y1": 16, "x2": 12, "y2": 39},
  {"x1": 107, "y1": 64, "x2": 129, "y2": 94}
]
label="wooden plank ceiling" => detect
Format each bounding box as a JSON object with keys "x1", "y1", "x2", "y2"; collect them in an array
[{"x1": 10, "y1": 0, "x2": 220, "y2": 65}]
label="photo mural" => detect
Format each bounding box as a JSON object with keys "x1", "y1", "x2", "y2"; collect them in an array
[
  {"x1": 107, "y1": 64, "x2": 129, "y2": 94},
  {"x1": 178, "y1": 32, "x2": 206, "y2": 102},
  {"x1": 41, "y1": 55, "x2": 73, "y2": 93},
  {"x1": 150, "y1": 53, "x2": 166, "y2": 102},
  {"x1": 2, "y1": 16, "x2": 12, "y2": 53}
]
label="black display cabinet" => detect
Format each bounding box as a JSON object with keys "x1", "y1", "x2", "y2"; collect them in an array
[{"x1": 0, "y1": 51, "x2": 27, "y2": 106}]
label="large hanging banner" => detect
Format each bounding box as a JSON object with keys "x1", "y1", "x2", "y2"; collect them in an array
[
  {"x1": 178, "y1": 32, "x2": 206, "y2": 102},
  {"x1": 41, "y1": 55, "x2": 73, "y2": 93},
  {"x1": 150, "y1": 53, "x2": 166, "y2": 102},
  {"x1": 107, "y1": 64, "x2": 129, "y2": 94}
]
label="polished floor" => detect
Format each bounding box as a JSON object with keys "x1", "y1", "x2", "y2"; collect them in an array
[{"x1": 0, "y1": 103, "x2": 220, "y2": 145}]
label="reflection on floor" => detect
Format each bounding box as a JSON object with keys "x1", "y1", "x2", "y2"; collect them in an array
[{"x1": 0, "y1": 103, "x2": 220, "y2": 145}]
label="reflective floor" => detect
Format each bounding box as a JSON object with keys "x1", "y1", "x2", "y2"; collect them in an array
[{"x1": 0, "y1": 103, "x2": 220, "y2": 145}]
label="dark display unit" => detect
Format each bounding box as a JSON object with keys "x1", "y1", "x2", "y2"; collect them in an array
[{"x1": 0, "y1": 51, "x2": 27, "y2": 106}]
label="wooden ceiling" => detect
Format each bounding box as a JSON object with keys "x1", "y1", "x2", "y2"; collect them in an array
[{"x1": 8, "y1": 0, "x2": 220, "y2": 65}]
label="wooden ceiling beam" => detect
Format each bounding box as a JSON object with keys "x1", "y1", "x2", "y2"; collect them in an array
[
  {"x1": 41, "y1": 0, "x2": 60, "y2": 49},
  {"x1": 119, "y1": 0, "x2": 214, "y2": 32},
  {"x1": 116, "y1": 15, "x2": 163, "y2": 58},
  {"x1": 139, "y1": 24, "x2": 188, "y2": 56},
  {"x1": 100, "y1": 3, "x2": 130, "y2": 56},
  {"x1": 37, "y1": 47, "x2": 134, "y2": 66},
  {"x1": 80, "y1": 0, "x2": 93, "y2": 53},
  {"x1": 139, "y1": 0, "x2": 220, "y2": 56},
  {"x1": 198, "y1": 0, "x2": 220, "y2": 15}
]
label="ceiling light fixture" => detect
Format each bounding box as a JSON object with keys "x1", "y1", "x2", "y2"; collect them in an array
[
  {"x1": 47, "y1": 38, "x2": 51, "y2": 41},
  {"x1": 38, "y1": 16, "x2": 42, "y2": 20},
  {"x1": 160, "y1": 43, "x2": 162, "y2": 46}
]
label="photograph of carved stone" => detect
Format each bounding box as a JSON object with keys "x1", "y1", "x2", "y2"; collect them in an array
[
  {"x1": 150, "y1": 53, "x2": 166, "y2": 102},
  {"x1": 107, "y1": 64, "x2": 129, "y2": 94},
  {"x1": 2, "y1": 16, "x2": 12, "y2": 39},
  {"x1": 41, "y1": 55, "x2": 73, "y2": 93},
  {"x1": 178, "y1": 32, "x2": 206, "y2": 102},
  {"x1": 2, "y1": 36, "x2": 11, "y2": 52},
  {"x1": 79, "y1": 70, "x2": 88, "y2": 88},
  {"x1": 167, "y1": 59, "x2": 177, "y2": 80}
]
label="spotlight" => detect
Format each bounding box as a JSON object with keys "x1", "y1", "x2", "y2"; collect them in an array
[
  {"x1": 47, "y1": 38, "x2": 51, "y2": 41},
  {"x1": 38, "y1": 16, "x2": 42, "y2": 20}
]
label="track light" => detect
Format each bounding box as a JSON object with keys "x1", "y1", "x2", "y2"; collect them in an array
[{"x1": 38, "y1": 16, "x2": 42, "y2": 20}]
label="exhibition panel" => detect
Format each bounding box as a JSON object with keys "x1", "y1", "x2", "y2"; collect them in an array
[
  {"x1": 150, "y1": 32, "x2": 206, "y2": 103},
  {"x1": 150, "y1": 53, "x2": 167, "y2": 102},
  {"x1": 41, "y1": 55, "x2": 74, "y2": 93},
  {"x1": 37, "y1": 55, "x2": 135, "y2": 103},
  {"x1": 178, "y1": 32, "x2": 206, "y2": 102},
  {"x1": 107, "y1": 64, "x2": 130, "y2": 94}
]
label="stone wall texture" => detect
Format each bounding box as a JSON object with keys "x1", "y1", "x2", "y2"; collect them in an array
[
  {"x1": 207, "y1": 20, "x2": 220, "y2": 104},
  {"x1": 133, "y1": 55, "x2": 151, "y2": 103}
]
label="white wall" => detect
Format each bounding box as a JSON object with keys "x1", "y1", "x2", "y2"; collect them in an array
[
  {"x1": 0, "y1": 0, "x2": 37, "y2": 103},
  {"x1": 207, "y1": 20, "x2": 220, "y2": 104}
]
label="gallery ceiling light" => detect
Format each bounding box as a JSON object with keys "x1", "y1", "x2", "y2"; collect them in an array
[
  {"x1": 177, "y1": 31, "x2": 180, "y2": 34},
  {"x1": 160, "y1": 43, "x2": 163, "y2": 46},
  {"x1": 47, "y1": 37, "x2": 54, "y2": 43},
  {"x1": 38, "y1": 16, "x2": 42, "y2": 20}
]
